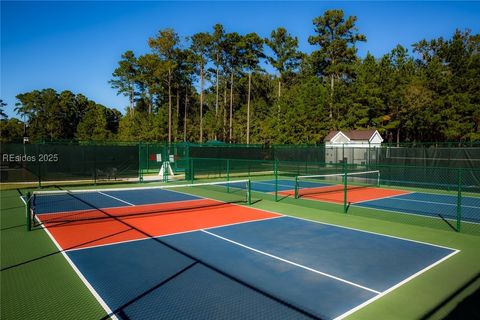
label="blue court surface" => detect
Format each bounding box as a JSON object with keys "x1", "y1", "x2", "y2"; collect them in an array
[
  {"x1": 66, "y1": 216, "x2": 457, "y2": 319},
  {"x1": 245, "y1": 179, "x2": 480, "y2": 224},
  {"x1": 232, "y1": 179, "x2": 330, "y2": 193},
  {"x1": 32, "y1": 188, "x2": 202, "y2": 214},
  {"x1": 355, "y1": 192, "x2": 480, "y2": 223}
]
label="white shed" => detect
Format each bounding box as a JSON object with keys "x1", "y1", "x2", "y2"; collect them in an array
[{"x1": 324, "y1": 129, "x2": 383, "y2": 164}]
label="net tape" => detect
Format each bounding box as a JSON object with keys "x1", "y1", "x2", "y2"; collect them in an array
[
  {"x1": 30, "y1": 180, "x2": 251, "y2": 225},
  {"x1": 295, "y1": 170, "x2": 380, "y2": 198}
]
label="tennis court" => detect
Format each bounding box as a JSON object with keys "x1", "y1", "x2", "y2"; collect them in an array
[
  {"x1": 28, "y1": 182, "x2": 458, "y2": 319},
  {"x1": 254, "y1": 171, "x2": 480, "y2": 224}
]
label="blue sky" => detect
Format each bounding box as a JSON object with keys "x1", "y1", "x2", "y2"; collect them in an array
[{"x1": 2, "y1": 1, "x2": 479, "y2": 118}]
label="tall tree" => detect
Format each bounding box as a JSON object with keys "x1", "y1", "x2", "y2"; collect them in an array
[
  {"x1": 239, "y1": 32, "x2": 265, "y2": 144},
  {"x1": 265, "y1": 27, "x2": 302, "y2": 99},
  {"x1": 0, "y1": 99, "x2": 7, "y2": 120},
  {"x1": 76, "y1": 104, "x2": 118, "y2": 140},
  {"x1": 223, "y1": 32, "x2": 243, "y2": 142},
  {"x1": 148, "y1": 29, "x2": 180, "y2": 143},
  {"x1": 308, "y1": 9, "x2": 366, "y2": 126},
  {"x1": 190, "y1": 32, "x2": 212, "y2": 143},
  {"x1": 136, "y1": 54, "x2": 163, "y2": 114},
  {"x1": 110, "y1": 51, "x2": 139, "y2": 114},
  {"x1": 209, "y1": 24, "x2": 225, "y2": 117}
]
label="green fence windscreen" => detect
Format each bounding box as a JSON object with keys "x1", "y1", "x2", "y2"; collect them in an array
[{"x1": 1, "y1": 143, "x2": 139, "y2": 184}]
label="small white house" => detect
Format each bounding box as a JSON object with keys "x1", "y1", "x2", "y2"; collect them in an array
[{"x1": 324, "y1": 129, "x2": 383, "y2": 164}]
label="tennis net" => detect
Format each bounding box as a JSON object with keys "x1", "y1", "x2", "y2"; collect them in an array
[
  {"x1": 26, "y1": 180, "x2": 251, "y2": 229},
  {"x1": 294, "y1": 170, "x2": 380, "y2": 199}
]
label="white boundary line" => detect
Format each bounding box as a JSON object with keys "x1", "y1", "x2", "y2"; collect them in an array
[
  {"x1": 201, "y1": 229, "x2": 380, "y2": 294},
  {"x1": 352, "y1": 202, "x2": 480, "y2": 225},
  {"x1": 352, "y1": 192, "x2": 414, "y2": 204},
  {"x1": 98, "y1": 191, "x2": 135, "y2": 206},
  {"x1": 283, "y1": 215, "x2": 459, "y2": 252},
  {"x1": 65, "y1": 215, "x2": 283, "y2": 253},
  {"x1": 202, "y1": 212, "x2": 461, "y2": 319},
  {"x1": 334, "y1": 249, "x2": 460, "y2": 320},
  {"x1": 33, "y1": 215, "x2": 118, "y2": 320},
  {"x1": 381, "y1": 196, "x2": 480, "y2": 209}
]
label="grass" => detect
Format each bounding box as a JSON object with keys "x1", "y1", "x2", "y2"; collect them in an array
[{"x1": 1, "y1": 181, "x2": 479, "y2": 319}]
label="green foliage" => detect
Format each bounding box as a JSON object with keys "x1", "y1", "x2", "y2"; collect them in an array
[
  {"x1": 0, "y1": 118, "x2": 24, "y2": 143},
  {"x1": 308, "y1": 9, "x2": 366, "y2": 77},
  {"x1": 0, "y1": 99, "x2": 8, "y2": 120},
  {"x1": 75, "y1": 105, "x2": 121, "y2": 141}
]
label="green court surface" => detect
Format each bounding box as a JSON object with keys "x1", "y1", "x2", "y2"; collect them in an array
[{"x1": 1, "y1": 183, "x2": 479, "y2": 320}]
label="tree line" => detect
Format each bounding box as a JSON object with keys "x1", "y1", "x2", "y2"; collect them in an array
[{"x1": 2, "y1": 9, "x2": 479, "y2": 144}]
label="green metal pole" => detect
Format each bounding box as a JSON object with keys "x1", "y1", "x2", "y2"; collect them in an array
[
  {"x1": 26, "y1": 192, "x2": 31, "y2": 231},
  {"x1": 93, "y1": 142, "x2": 97, "y2": 186},
  {"x1": 343, "y1": 160, "x2": 348, "y2": 213},
  {"x1": 163, "y1": 143, "x2": 167, "y2": 183},
  {"x1": 456, "y1": 169, "x2": 462, "y2": 232},
  {"x1": 190, "y1": 158, "x2": 194, "y2": 184},
  {"x1": 275, "y1": 160, "x2": 279, "y2": 201},
  {"x1": 227, "y1": 159, "x2": 230, "y2": 193},
  {"x1": 294, "y1": 175, "x2": 298, "y2": 199},
  {"x1": 247, "y1": 179, "x2": 252, "y2": 205},
  {"x1": 37, "y1": 144, "x2": 41, "y2": 189},
  {"x1": 138, "y1": 143, "x2": 144, "y2": 183},
  {"x1": 146, "y1": 143, "x2": 149, "y2": 174}
]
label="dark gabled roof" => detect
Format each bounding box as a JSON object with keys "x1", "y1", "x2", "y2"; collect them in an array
[
  {"x1": 345, "y1": 129, "x2": 378, "y2": 140},
  {"x1": 324, "y1": 129, "x2": 379, "y2": 142},
  {"x1": 323, "y1": 131, "x2": 340, "y2": 142}
]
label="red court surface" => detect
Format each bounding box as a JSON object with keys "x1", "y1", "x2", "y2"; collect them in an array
[
  {"x1": 38, "y1": 199, "x2": 280, "y2": 250},
  {"x1": 280, "y1": 186, "x2": 410, "y2": 204}
]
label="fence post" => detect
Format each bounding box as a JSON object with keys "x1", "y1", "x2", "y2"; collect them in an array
[
  {"x1": 274, "y1": 159, "x2": 279, "y2": 201},
  {"x1": 190, "y1": 158, "x2": 194, "y2": 184},
  {"x1": 93, "y1": 142, "x2": 97, "y2": 186},
  {"x1": 36, "y1": 144, "x2": 41, "y2": 188},
  {"x1": 226, "y1": 159, "x2": 230, "y2": 193},
  {"x1": 456, "y1": 169, "x2": 462, "y2": 232},
  {"x1": 138, "y1": 143, "x2": 144, "y2": 183},
  {"x1": 343, "y1": 160, "x2": 348, "y2": 213},
  {"x1": 26, "y1": 192, "x2": 31, "y2": 231}
]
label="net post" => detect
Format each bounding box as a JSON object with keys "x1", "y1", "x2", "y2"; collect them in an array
[
  {"x1": 247, "y1": 179, "x2": 252, "y2": 205},
  {"x1": 294, "y1": 175, "x2": 298, "y2": 199},
  {"x1": 25, "y1": 192, "x2": 31, "y2": 231},
  {"x1": 343, "y1": 160, "x2": 348, "y2": 214},
  {"x1": 377, "y1": 170, "x2": 381, "y2": 187},
  {"x1": 456, "y1": 168, "x2": 462, "y2": 232}
]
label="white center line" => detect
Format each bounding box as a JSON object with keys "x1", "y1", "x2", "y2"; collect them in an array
[
  {"x1": 201, "y1": 229, "x2": 380, "y2": 294},
  {"x1": 98, "y1": 191, "x2": 135, "y2": 206}
]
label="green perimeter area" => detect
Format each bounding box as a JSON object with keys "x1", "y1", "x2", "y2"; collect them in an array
[
  {"x1": 0, "y1": 189, "x2": 106, "y2": 320},
  {"x1": 1, "y1": 181, "x2": 479, "y2": 319}
]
